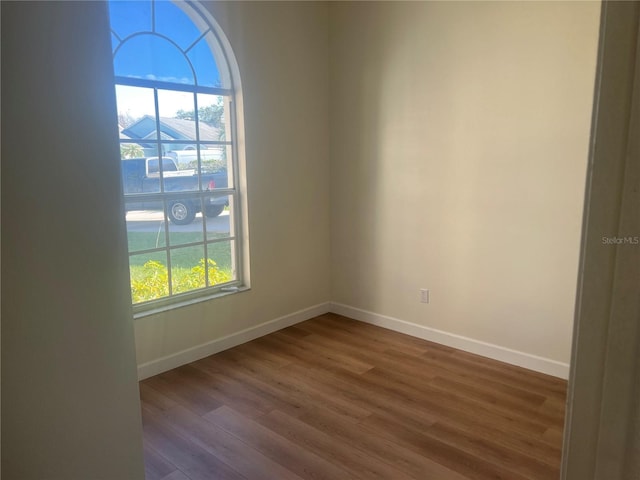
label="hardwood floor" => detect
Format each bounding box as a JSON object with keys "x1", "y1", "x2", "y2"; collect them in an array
[{"x1": 140, "y1": 313, "x2": 567, "y2": 480}]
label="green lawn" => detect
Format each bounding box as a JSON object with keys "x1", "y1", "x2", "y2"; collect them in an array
[{"x1": 127, "y1": 232, "x2": 232, "y2": 270}]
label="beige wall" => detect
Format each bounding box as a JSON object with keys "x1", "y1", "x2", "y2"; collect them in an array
[
  {"x1": 134, "y1": 2, "x2": 332, "y2": 366},
  {"x1": 1, "y1": 2, "x2": 145, "y2": 478},
  {"x1": 329, "y1": 1, "x2": 600, "y2": 364}
]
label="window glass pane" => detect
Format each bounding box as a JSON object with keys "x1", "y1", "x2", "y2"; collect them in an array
[
  {"x1": 203, "y1": 194, "x2": 232, "y2": 240},
  {"x1": 116, "y1": 85, "x2": 159, "y2": 160},
  {"x1": 129, "y1": 251, "x2": 169, "y2": 304},
  {"x1": 158, "y1": 143, "x2": 198, "y2": 193},
  {"x1": 206, "y1": 240, "x2": 235, "y2": 285},
  {"x1": 197, "y1": 94, "x2": 226, "y2": 141},
  {"x1": 166, "y1": 148, "x2": 202, "y2": 170},
  {"x1": 156, "y1": 148, "x2": 230, "y2": 192},
  {"x1": 109, "y1": 1, "x2": 152, "y2": 41},
  {"x1": 148, "y1": 157, "x2": 179, "y2": 176},
  {"x1": 111, "y1": 32, "x2": 120, "y2": 52},
  {"x1": 164, "y1": 194, "x2": 200, "y2": 227},
  {"x1": 200, "y1": 149, "x2": 230, "y2": 190},
  {"x1": 121, "y1": 147, "x2": 161, "y2": 194},
  {"x1": 125, "y1": 207, "x2": 166, "y2": 254},
  {"x1": 171, "y1": 245, "x2": 205, "y2": 294},
  {"x1": 197, "y1": 146, "x2": 227, "y2": 176},
  {"x1": 121, "y1": 161, "x2": 145, "y2": 196},
  {"x1": 188, "y1": 34, "x2": 222, "y2": 88},
  {"x1": 125, "y1": 195, "x2": 231, "y2": 251},
  {"x1": 154, "y1": 1, "x2": 202, "y2": 50},
  {"x1": 158, "y1": 89, "x2": 196, "y2": 144},
  {"x1": 116, "y1": 85, "x2": 156, "y2": 131},
  {"x1": 119, "y1": 141, "x2": 146, "y2": 160},
  {"x1": 166, "y1": 198, "x2": 205, "y2": 247},
  {"x1": 166, "y1": 223, "x2": 205, "y2": 248},
  {"x1": 161, "y1": 147, "x2": 228, "y2": 187},
  {"x1": 114, "y1": 34, "x2": 194, "y2": 85}
]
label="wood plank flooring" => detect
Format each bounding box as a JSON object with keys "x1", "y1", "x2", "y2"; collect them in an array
[{"x1": 140, "y1": 313, "x2": 567, "y2": 480}]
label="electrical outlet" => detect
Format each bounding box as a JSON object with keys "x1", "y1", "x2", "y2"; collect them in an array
[{"x1": 420, "y1": 289, "x2": 429, "y2": 303}]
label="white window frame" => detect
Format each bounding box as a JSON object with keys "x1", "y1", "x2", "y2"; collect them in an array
[{"x1": 109, "y1": 0, "x2": 249, "y2": 315}]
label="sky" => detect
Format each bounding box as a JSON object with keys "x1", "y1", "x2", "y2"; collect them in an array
[{"x1": 109, "y1": 0, "x2": 224, "y2": 120}]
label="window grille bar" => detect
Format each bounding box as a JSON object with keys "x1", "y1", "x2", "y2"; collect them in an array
[
  {"x1": 119, "y1": 138, "x2": 232, "y2": 146},
  {"x1": 114, "y1": 76, "x2": 231, "y2": 96},
  {"x1": 124, "y1": 189, "x2": 235, "y2": 203},
  {"x1": 151, "y1": 0, "x2": 156, "y2": 33},
  {"x1": 128, "y1": 236, "x2": 236, "y2": 257},
  {"x1": 185, "y1": 30, "x2": 209, "y2": 54},
  {"x1": 193, "y1": 94, "x2": 203, "y2": 192},
  {"x1": 153, "y1": 88, "x2": 173, "y2": 297}
]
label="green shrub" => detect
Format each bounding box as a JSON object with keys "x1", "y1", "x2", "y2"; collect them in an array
[
  {"x1": 186, "y1": 159, "x2": 226, "y2": 173},
  {"x1": 130, "y1": 259, "x2": 232, "y2": 303}
]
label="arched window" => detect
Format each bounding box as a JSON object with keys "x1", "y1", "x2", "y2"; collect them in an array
[{"x1": 109, "y1": 0, "x2": 246, "y2": 311}]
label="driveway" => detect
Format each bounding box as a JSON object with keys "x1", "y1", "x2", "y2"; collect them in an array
[{"x1": 126, "y1": 210, "x2": 230, "y2": 233}]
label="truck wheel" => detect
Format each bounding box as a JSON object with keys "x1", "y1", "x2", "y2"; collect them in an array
[
  {"x1": 168, "y1": 200, "x2": 196, "y2": 225},
  {"x1": 204, "y1": 205, "x2": 225, "y2": 218}
]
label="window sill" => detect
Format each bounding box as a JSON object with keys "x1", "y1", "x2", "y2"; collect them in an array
[{"x1": 132, "y1": 285, "x2": 251, "y2": 320}]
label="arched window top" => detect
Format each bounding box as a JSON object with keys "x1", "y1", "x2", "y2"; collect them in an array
[{"x1": 109, "y1": 0, "x2": 230, "y2": 90}]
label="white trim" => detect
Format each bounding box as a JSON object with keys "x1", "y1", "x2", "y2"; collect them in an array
[
  {"x1": 330, "y1": 302, "x2": 570, "y2": 379},
  {"x1": 137, "y1": 300, "x2": 569, "y2": 380},
  {"x1": 137, "y1": 302, "x2": 331, "y2": 380}
]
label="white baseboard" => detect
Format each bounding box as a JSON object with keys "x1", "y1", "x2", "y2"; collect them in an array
[
  {"x1": 330, "y1": 302, "x2": 570, "y2": 379},
  {"x1": 137, "y1": 302, "x2": 331, "y2": 380},
  {"x1": 137, "y1": 300, "x2": 569, "y2": 380}
]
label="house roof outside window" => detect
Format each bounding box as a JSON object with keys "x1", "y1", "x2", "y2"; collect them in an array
[{"x1": 120, "y1": 115, "x2": 222, "y2": 149}]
